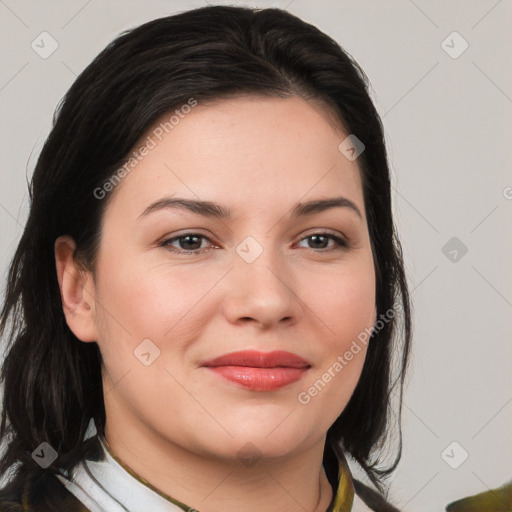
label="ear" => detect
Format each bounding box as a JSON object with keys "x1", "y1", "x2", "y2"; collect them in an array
[{"x1": 54, "y1": 235, "x2": 98, "y2": 342}]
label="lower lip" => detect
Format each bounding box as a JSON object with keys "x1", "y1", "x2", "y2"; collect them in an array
[{"x1": 205, "y1": 366, "x2": 308, "y2": 391}]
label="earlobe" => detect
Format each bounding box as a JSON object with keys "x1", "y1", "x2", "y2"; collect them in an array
[{"x1": 54, "y1": 235, "x2": 98, "y2": 342}]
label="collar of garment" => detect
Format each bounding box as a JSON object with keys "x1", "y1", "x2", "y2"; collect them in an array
[{"x1": 56, "y1": 417, "x2": 372, "y2": 512}]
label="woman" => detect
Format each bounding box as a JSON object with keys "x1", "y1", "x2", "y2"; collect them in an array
[{"x1": 0, "y1": 5, "x2": 411, "y2": 511}]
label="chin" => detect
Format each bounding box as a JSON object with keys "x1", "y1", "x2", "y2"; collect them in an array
[{"x1": 209, "y1": 428, "x2": 313, "y2": 463}]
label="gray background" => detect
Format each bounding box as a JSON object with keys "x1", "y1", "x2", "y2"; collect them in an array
[{"x1": 1, "y1": 1, "x2": 511, "y2": 510}]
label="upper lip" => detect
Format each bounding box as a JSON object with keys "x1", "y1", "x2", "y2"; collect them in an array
[{"x1": 201, "y1": 350, "x2": 311, "y2": 369}]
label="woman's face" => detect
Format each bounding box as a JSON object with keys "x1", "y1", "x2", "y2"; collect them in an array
[{"x1": 80, "y1": 95, "x2": 376, "y2": 461}]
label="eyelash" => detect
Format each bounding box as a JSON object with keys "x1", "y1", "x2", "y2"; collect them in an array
[{"x1": 159, "y1": 231, "x2": 349, "y2": 256}]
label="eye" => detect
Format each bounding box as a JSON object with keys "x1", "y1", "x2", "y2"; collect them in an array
[
  {"x1": 296, "y1": 232, "x2": 348, "y2": 251},
  {"x1": 160, "y1": 233, "x2": 216, "y2": 255},
  {"x1": 160, "y1": 231, "x2": 349, "y2": 256}
]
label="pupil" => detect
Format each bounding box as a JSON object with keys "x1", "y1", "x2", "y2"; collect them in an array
[
  {"x1": 182, "y1": 235, "x2": 200, "y2": 250},
  {"x1": 311, "y1": 235, "x2": 327, "y2": 248}
]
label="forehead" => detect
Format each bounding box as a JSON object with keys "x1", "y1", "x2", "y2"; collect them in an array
[{"x1": 104, "y1": 95, "x2": 365, "y2": 221}]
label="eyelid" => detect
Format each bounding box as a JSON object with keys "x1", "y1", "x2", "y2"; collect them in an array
[
  {"x1": 159, "y1": 231, "x2": 218, "y2": 248},
  {"x1": 299, "y1": 228, "x2": 349, "y2": 244}
]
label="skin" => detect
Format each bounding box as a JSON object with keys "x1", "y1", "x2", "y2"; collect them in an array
[{"x1": 55, "y1": 95, "x2": 377, "y2": 512}]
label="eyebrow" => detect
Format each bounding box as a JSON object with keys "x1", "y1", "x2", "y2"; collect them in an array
[{"x1": 137, "y1": 196, "x2": 362, "y2": 221}]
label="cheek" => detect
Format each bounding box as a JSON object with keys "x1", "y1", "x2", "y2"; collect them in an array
[
  {"x1": 96, "y1": 250, "x2": 206, "y2": 330},
  {"x1": 329, "y1": 269, "x2": 375, "y2": 379},
  {"x1": 92, "y1": 258, "x2": 206, "y2": 412},
  {"x1": 92, "y1": 253, "x2": 219, "y2": 373},
  {"x1": 305, "y1": 260, "x2": 376, "y2": 346},
  {"x1": 296, "y1": 261, "x2": 375, "y2": 416}
]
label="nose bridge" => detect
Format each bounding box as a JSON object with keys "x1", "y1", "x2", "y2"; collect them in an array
[{"x1": 226, "y1": 234, "x2": 298, "y2": 325}]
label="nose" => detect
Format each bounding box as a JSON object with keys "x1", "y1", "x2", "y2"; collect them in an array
[{"x1": 222, "y1": 245, "x2": 301, "y2": 329}]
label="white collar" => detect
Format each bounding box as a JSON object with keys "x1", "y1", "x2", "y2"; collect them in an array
[{"x1": 56, "y1": 418, "x2": 185, "y2": 512}]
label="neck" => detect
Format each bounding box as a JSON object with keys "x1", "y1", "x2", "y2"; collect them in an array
[{"x1": 103, "y1": 412, "x2": 335, "y2": 512}]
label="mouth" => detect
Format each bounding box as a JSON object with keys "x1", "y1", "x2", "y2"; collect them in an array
[{"x1": 201, "y1": 350, "x2": 311, "y2": 391}]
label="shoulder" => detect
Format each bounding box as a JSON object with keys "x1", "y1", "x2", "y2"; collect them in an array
[
  {"x1": 353, "y1": 478, "x2": 402, "y2": 512},
  {"x1": 0, "y1": 468, "x2": 90, "y2": 512}
]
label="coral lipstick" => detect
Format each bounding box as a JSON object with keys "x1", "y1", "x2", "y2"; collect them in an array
[{"x1": 201, "y1": 350, "x2": 311, "y2": 391}]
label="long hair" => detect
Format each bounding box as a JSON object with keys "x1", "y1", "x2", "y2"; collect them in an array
[{"x1": 0, "y1": 5, "x2": 412, "y2": 498}]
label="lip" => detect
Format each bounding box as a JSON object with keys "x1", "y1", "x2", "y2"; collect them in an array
[
  {"x1": 201, "y1": 350, "x2": 311, "y2": 369},
  {"x1": 201, "y1": 350, "x2": 311, "y2": 391}
]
